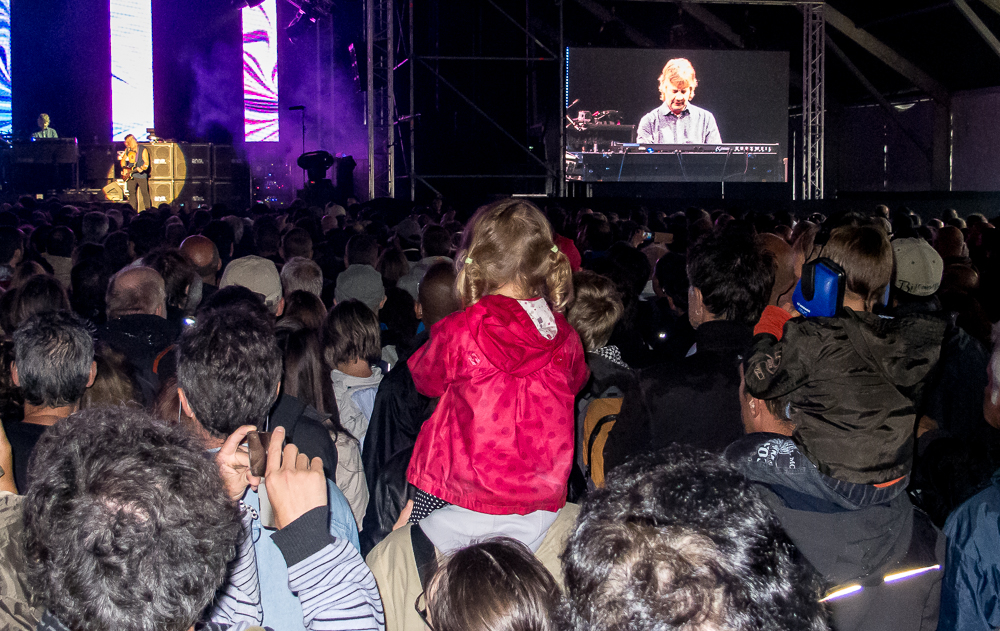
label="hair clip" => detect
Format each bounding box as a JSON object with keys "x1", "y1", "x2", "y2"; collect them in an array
[
  {"x1": 551, "y1": 245, "x2": 559, "y2": 253},
  {"x1": 465, "y1": 257, "x2": 473, "y2": 265}
]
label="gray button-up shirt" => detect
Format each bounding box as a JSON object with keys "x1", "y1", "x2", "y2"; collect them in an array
[{"x1": 637, "y1": 103, "x2": 721, "y2": 144}]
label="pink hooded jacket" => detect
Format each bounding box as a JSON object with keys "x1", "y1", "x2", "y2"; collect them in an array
[{"x1": 406, "y1": 294, "x2": 589, "y2": 515}]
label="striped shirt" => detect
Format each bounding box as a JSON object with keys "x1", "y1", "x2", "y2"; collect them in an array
[{"x1": 208, "y1": 506, "x2": 385, "y2": 631}]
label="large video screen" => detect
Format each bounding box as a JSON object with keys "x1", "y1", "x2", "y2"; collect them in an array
[
  {"x1": 243, "y1": 0, "x2": 279, "y2": 142},
  {"x1": 111, "y1": 0, "x2": 155, "y2": 141},
  {"x1": 0, "y1": 0, "x2": 10, "y2": 137},
  {"x1": 566, "y1": 48, "x2": 788, "y2": 181}
]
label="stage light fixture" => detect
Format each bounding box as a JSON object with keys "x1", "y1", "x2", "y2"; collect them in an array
[
  {"x1": 297, "y1": 150, "x2": 334, "y2": 182},
  {"x1": 285, "y1": 10, "x2": 315, "y2": 43}
]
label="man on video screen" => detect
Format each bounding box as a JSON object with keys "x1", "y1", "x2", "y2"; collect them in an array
[{"x1": 637, "y1": 58, "x2": 722, "y2": 144}]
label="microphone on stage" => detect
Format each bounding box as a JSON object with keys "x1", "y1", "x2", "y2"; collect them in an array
[{"x1": 288, "y1": 105, "x2": 305, "y2": 111}]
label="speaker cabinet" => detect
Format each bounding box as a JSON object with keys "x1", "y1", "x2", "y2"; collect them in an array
[
  {"x1": 150, "y1": 180, "x2": 175, "y2": 205},
  {"x1": 212, "y1": 145, "x2": 247, "y2": 180},
  {"x1": 147, "y1": 143, "x2": 175, "y2": 180},
  {"x1": 81, "y1": 145, "x2": 119, "y2": 181},
  {"x1": 173, "y1": 180, "x2": 212, "y2": 208},
  {"x1": 175, "y1": 143, "x2": 212, "y2": 180}
]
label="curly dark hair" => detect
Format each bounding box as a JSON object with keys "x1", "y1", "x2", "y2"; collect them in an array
[
  {"x1": 558, "y1": 446, "x2": 828, "y2": 631},
  {"x1": 686, "y1": 232, "x2": 774, "y2": 326},
  {"x1": 22, "y1": 406, "x2": 241, "y2": 631},
  {"x1": 177, "y1": 305, "x2": 282, "y2": 437}
]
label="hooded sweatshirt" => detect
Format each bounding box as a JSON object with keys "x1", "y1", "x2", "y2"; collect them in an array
[
  {"x1": 406, "y1": 294, "x2": 589, "y2": 515},
  {"x1": 727, "y1": 433, "x2": 944, "y2": 631}
]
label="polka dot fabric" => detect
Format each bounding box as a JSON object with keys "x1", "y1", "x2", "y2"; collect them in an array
[{"x1": 409, "y1": 489, "x2": 450, "y2": 523}]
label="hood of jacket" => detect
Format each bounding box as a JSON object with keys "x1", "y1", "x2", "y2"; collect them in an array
[
  {"x1": 846, "y1": 309, "x2": 947, "y2": 388},
  {"x1": 759, "y1": 486, "x2": 914, "y2": 586},
  {"x1": 465, "y1": 295, "x2": 571, "y2": 377}
]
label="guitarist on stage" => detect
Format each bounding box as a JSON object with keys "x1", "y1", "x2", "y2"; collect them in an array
[{"x1": 121, "y1": 134, "x2": 151, "y2": 212}]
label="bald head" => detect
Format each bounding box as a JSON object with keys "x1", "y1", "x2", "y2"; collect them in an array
[
  {"x1": 941, "y1": 264, "x2": 979, "y2": 294},
  {"x1": 180, "y1": 235, "x2": 221, "y2": 283},
  {"x1": 936, "y1": 226, "x2": 966, "y2": 259},
  {"x1": 418, "y1": 261, "x2": 461, "y2": 328},
  {"x1": 758, "y1": 233, "x2": 797, "y2": 308},
  {"x1": 106, "y1": 266, "x2": 166, "y2": 319}
]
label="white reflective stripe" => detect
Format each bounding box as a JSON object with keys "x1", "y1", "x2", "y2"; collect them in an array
[
  {"x1": 883, "y1": 565, "x2": 941, "y2": 583},
  {"x1": 819, "y1": 584, "x2": 862, "y2": 602}
]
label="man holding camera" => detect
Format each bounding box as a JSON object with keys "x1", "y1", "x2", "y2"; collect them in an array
[{"x1": 176, "y1": 305, "x2": 364, "y2": 630}]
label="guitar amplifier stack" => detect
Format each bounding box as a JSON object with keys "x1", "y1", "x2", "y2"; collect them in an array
[{"x1": 84, "y1": 142, "x2": 250, "y2": 209}]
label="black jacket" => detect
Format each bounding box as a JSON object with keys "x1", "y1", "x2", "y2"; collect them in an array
[
  {"x1": 268, "y1": 393, "x2": 339, "y2": 483},
  {"x1": 745, "y1": 308, "x2": 947, "y2": 484},
  {"x1": 891, "y1": 300, "x2": 991, "y2": 440},
  {"x1": 603, "y1": 320, "x2": 752, "y2": 472},
  {"x1": 359, "y1": 331, "x2": 436, "y2": 554}
]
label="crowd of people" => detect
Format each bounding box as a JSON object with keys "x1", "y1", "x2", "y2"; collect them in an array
[{"x1": 0, "y1": 192, "x2": 996, "y2": 631}]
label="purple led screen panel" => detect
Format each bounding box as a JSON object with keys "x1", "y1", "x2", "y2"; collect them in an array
[
  {"x1": 111, "y1": 0, "x2": 154, "y2": 141},
  {"x1": 243, "y1": 0, "x2": 279, "y2": 142},
  {"x1": 0, "y1": 0, "x2": 10, "y2": 136}
]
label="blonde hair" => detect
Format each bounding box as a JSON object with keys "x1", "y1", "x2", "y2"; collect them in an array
[
  {"x1": 456, "y1": 199, "x2": 572, "y2": 312},
  {"x1": 38, "y1": 113, "x2": 50, "y2": 127},
  {"x1": 658, "y1": 58, "x2": 698, "y2": 102}
]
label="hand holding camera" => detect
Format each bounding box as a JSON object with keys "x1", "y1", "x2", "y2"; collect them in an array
[{"x1": 262, "y1": 427, "x2": 328, "y2": 530}]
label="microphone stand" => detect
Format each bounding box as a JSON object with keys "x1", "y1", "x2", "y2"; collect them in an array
[
  {"x1": 289, "y1": 105, "x2": 307, "y2": 185},
  {"x1": 299, "y1": 108, "x2": 305, "y2": 186}
]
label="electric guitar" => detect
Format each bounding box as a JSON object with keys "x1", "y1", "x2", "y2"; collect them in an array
[{"x1": 121, "y1": 149, "x2": 147, "y2": 181}]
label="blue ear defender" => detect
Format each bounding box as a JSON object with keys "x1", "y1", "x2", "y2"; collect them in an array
[
  {"x1": 793, "y1": 257, "x2": 892, "y2": 317},
  {"x1": 793, "y1": 257, "x2": 846, "y2": 318}
]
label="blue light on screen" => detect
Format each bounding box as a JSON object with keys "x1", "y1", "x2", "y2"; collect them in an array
[
  {"x1": 243, "y1": 0, "x2": 279, "y2": 142},
  {"x1": 111, "y1": 0, "x2": 154, "y2": 141},
  {"x1": 0, "y1": 0, "x2": 10, "y2": 136}
]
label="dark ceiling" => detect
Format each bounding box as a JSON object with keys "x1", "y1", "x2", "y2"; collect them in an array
[{"x1": 560, "y1": 0, "x2": 1000, "y2": 104}]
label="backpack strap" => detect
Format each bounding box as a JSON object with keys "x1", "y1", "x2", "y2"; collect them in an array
[
  {"x1": 410, "y1": 523, "x2": 438, "y2": 591},
  {"x1": 586, "y1": 413, "x2": 619, "y2": 488}
]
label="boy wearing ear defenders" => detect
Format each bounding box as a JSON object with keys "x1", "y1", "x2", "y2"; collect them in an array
[
  {"x1": 739, "y1": 224, "x2": 948, "y2": 500},
  {"x1": 728, "y1": 223, "x2": 950, "y2": 631}
]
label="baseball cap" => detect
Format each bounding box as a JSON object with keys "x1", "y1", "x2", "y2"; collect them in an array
[
  {"x1": 892, "y1": 238, "x2": 943, "y2": 297},
  {"x1": 220, "y1": 255, "x2": 283, "y2": 311},
  {"x1": 335, "y1": 264, "x2": 385, "y2": 314}
]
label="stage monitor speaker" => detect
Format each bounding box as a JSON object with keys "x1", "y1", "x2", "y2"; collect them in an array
[
  {"x1": 150, "y1": 180, "x2": 175, "y2": 205},
  {"x1": 102, "y1": 180, "x2": 124, "y2": 202},
  {"x1": 147, "y1": 143, "x2": 175, "y2": 180},
  {"x1": 175, "y1": 144, "x2": 212, "y2": 180},
  {"x1": 212, "y1": 145, "x2": 247, "y2": 180},
  {"x1": 173, "y1": 180, "x2": 212, "y2": 208}
]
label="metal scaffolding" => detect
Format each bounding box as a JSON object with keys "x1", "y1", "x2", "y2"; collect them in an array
[
  {"x1": 381, "y1": 0, "x2": 829, "y2": 201},
  {"x1": 802, "y1": 3, "x2": 825, "y2": 200},
  {"x1": 366, "y1": 0, "x2": 394, "y2": 200},
  {"x1": 398, "y1": 0, "x2": 562, "y2": 201}
]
